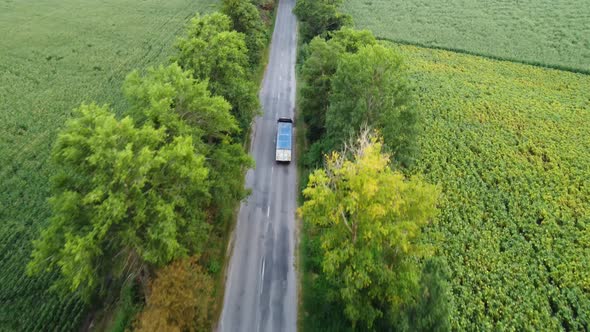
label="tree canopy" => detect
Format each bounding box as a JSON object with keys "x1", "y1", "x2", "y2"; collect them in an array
[
  {"x1": 299, "y1": 28, "x2": 376, "y2": 146},
  {"x1": 299, "y1": 28, "x2": 418, "y2": 168},
  {"x1": 294, "y1": 0, "x2": 352, "y2": 42},
  {"x1": 174, "y1": 13, "x2": 259, "y2": 136},
  {"x1": 299, "y1": 130, "x2": 439, "y2": 328},
  {"x1": 326, "y1": 44, "x2": 419, "y2": 167},
  {"x1": 27, "y1": 104, "x2": 210, "y2": 299},
  {"x1": 222, "y1": 0, "x2": 268, "y2": 65},
  {"x1": 124, "y1": 63, "x2": 253, "y2": 225},
  {"x1": 124, "y1": 63, "x2": 238, "y2": 143},
  {"x1": 26, "y1": 6, "x2": 260, "y2": 329},
  {"x1": 135, "y1": 257, "x2": 214, "y2": 332}
]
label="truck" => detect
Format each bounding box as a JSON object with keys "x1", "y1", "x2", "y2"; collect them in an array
[{"x1": 275, "y1": 117, "x2": 293, "y2": 163}]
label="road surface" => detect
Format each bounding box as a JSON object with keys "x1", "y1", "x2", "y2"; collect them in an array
[{"x1": 219, "y1": 0, "x2": 298, "y2": 331}]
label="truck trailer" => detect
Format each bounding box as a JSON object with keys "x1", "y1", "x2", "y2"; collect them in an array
[{"x1": 276, "y1": 118, "x2": 293, "y2": 163}]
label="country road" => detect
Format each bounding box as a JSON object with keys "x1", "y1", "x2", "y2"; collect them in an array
[{"x1": 219, "y1": 0, "x2": 298, "y2": 331}]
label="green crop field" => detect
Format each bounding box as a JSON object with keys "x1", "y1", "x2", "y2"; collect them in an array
[
  {"x1": 393, "y1": 43, "x2": 590, "y2": 329},
  {"x1": 0, "y1": 0, "x2": 218, "y2": 330},
  {"x1": 341, "y1": 0, "x2": 590, "y2": 72}
]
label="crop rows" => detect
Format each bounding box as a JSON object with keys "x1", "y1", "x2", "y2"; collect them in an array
[
  {"x1": 342, "y1": 0, "x2": 590, "y2": 73},
  {"x1": 395, "y1": 43, "x2": 590, "y2": 329},
  {"x1": 0, "y1": 0, "x2": 218, "y2": 330}
]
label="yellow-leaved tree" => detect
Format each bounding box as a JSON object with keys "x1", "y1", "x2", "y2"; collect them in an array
[
  {"x1": 299, "y1": 129, "x2": 440, "y2": 328},
  {"x1": 134, "y1": 257, "x2": 214, "y2": 332}
]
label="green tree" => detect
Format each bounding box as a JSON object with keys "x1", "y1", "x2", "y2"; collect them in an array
[
  {"x1": 174, "y1": 13, "x2": 259, "y2": 136},
  {"x1": 27, "y1": 104, "x2": 210, "y2": 300},
  {"x1": 222, "y1": 0, "x2": 268, "y2": 65},
  {"x1": 124, "y1": 63, "x2": 237, "y2": 143},
  {"x1": 300, "y1": 28, "x2": 376, "y2": 146},
  {"x1": 298, "y1": 129, "x2": 439, "y2": 328},
  {"x1": 294, "y1": 0, "x2": 352, "y2": 42},
  {"x1": 409, "y1": 258, "x2": 452, "y2": 332},
  {"x1": 326, "y1": 44, "x2": 419, "y2": 167},
  {"x1": 124, "y1": 63, "x2": 253, "y2": 225}
]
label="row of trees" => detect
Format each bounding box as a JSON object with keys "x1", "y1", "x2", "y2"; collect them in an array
[
  {"x1": 299, "y1": 27, "x2": 418, "y2": 168},
  {"x1": 26, "y1": 0, "x2": 271, "y2": 330},
  {"x1": 295, "y1": 0, "x2": 451, "y2": 330}
]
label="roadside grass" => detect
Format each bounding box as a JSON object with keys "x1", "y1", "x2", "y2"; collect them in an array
[
  {"x1": 341, "y1": 0, "x2": 590, "y2": 73},
  {"x1": 0, "y1": 0, "x2": 218, "y2": 330}
]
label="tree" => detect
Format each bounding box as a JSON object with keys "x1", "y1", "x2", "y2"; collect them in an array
[
  {"x1": 294, "y1": 0, "x2": 352, "y2": 42},
  {"x1": 124, "y1": 63, "x2": 238, "y2": 144},
  {"x1": 27, "y1": 104, "x2": 210, "y2": 300},
  {"x1": 135, "y1": 257, "x2": 214, "y2": 332},
  {"x1": 298, "y1": 129, "x2": 439, "y2": 328},
  {"x1": 300, "y1": 28, "x2": 376, "y2": 146},
  {"x1": 222, "y1": 0, "x2": 267, "y2": 65},
  {"x1": 326, "y1": 44, "x2": 419, "y2": 167},
  {"x1": 300, "y1": 37, "x2": 337, "y2": 144},
  {"x1": 408, "y1": 258, "x2": 452, "y2": 332},
  {"x1": 174, "y1": 13, "x2": 259, "y2": 136},
  {"x1": 124, "y1": 63, "x2": 253, "y2": 225}
]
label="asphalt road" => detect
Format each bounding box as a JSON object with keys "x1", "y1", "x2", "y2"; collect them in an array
[{"x1": 219, "y1": 0, "x2": 298, "y2": 331}]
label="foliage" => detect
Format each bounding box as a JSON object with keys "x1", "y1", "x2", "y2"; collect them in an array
[
  {"x1": 404, "y1": 258, "x2": 452, "y2": 332},
  {"x1": 222, "y1": 0, "x2": 268, "y2": 65},
  {"x1": 299, "y1": 29, "x2": 418, "y2": 168},
  {"x1": 299, "y1": 28, "x2": 375, "y2": 145},
  {"x1": 135, "y1": 257, "x2": 214, "y2": 332},
  {"x1": 396, "y1": 43, "x2": 590, "y2": 330},
  {"x1": 124, "y1": 63, "x2": 253, "y2": 232},
  {"x1": 0, "y1": 0, "x2": 218, "y2": 329},
  {"x1": 300, "y1": 219, "x2": 353, "y2": 332},
  {"x1": 109, "y1": 283, "x2": 142, "y2": 332},
  {"x1": 26, "y1": 103, "x2": 210, "y2": 300},
  {"x1": 299, "y1": 130, "x2": 439, "y2": 328},
  {"x1": 174, "y1": 13, "x2": 259, "y2": 136},
  {"x1": 253, "y1": 0, "x2": 275, "y2": 11},
  {"x1": 124, "y1": 63, "x2": 238, "y2": 143},
  {"x1": 294, "y1": 0, "x2": 352, "y2": 43},
  {"x1": 341, "y1": 0, "x2": 590, "y2": 72},
  {"x1": 325, "y1": 44, "x2": 418, "y2": 167}
]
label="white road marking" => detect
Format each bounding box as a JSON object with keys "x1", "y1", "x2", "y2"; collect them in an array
[{"x1": 260, "y1": 257, "x2": 266, "y2": 295}]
